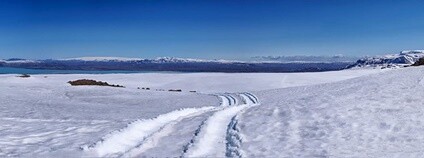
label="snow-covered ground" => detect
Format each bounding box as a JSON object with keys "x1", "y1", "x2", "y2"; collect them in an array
[
  {"x1": 3, "y1": 67, "x2": 423, "y2": 157},
  {"x1": 240, "y1": 67, "x2": 424, "y2": 157},
  {"x1": 0, "y1": 68, "x2": 383, "y2": 93}
]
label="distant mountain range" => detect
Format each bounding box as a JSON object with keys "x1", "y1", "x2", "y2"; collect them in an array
[
  {"x1": 0, "y1": 56, "x2": 352, "y2": 72},
  {"x1": 251, "y1": 55, "x2": 359, "y2": 63},
  {"x1": 1, "y1": 51, "x2": 423, "y2": 72}
]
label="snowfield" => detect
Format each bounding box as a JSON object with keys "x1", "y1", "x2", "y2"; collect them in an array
[
  {"x1": 241, "y1": 67, "x2": 424, "y2": 157},
  {"x1": 2, "y1": 67, "x2": 424, "y2": 157}
]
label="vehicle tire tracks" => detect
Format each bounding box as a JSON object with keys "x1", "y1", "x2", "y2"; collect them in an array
[{"x1": 184, "y1": 93, "x2": 259, "y2": 157}]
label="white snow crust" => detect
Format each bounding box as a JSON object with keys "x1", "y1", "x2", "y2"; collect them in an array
[{"x1": 3, "y1": 67, "x2": 424, "y2": 157}]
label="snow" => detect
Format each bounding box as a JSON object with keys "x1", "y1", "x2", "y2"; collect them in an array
[
  {"x1": 125, "y1": 110, "x2": 217, "y2": 157},
  {"x1": 3, "y1": 67, "x2": 423, "y2": 157},
  {"x1": 0, "y1": 74, "x2": 218, "y2": 157},
  {"x1": 85, "y1": 106, "x2": 214, "y2": 157},
  {"x1": 238, "y1": 66, "x2": 424, "y2": 157},
  {"x1": 400, "y1": 50, "x2": 424, "y2": 55},
  {"x1": 185, "y1": 104, "x2": 251, "y2": 157},
  {"x1": 185, "y1": 93, "x2": 258, "y2": 157},
  {"x1": 2, "y1": 59, "x2": 38, "y2": 63},
  {"x1": 352, "y1": 50, "x2": 424, "y2": 67}
]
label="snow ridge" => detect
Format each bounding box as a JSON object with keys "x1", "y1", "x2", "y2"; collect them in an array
[{"x1": 83, "y1": 107, "x2": 214, "y2": 157}]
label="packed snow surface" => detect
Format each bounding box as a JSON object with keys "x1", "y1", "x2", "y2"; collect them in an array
[{"x1": 3, "y1": 67, "x2": 424, "y2": 157}]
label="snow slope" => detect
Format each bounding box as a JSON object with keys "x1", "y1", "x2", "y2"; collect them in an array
[{"x1": 239, "y1": 66, "x2": 424, "y2": 157}]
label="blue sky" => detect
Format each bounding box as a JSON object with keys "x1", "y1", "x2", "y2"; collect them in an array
[{"x1": 1, "y1": 0, "x2": 424, "y2": 59}]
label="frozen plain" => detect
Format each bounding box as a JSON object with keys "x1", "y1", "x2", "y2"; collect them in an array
[{"x1": 2, "y1": 68, "x2": 423, "y2": 157}]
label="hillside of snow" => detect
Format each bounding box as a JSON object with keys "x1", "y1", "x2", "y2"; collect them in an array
[
  {"x1": 2, "y1": 67, "x2": 424, "y2": 157},
  {"x1": 239, "y1": 66, "x2": 424, "y2": 157}
]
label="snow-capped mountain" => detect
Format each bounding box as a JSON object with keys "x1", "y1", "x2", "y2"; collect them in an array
[
  {"x1": 0, "y1": 56, "x2": 352, "y2": 72},
  {"x1": 61, "y1": 57, "x2": 145, "y2": 62},
  {"x1": 1, "y1": 58, "x2": 37, "y2": 63},
  {"x1": 350, "y1": 50, "x2": 424, "y2": 68},
  {"x1": 61, "y1": 56, "x2": 239, "y2": 63},
  {"x1": 251, "y1": 55, "x2": 358, "y2": 63},
  {"x1": 150, "y1": 57, "x2": 234, "y2": 63}
]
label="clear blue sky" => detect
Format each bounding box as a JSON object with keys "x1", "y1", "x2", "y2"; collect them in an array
[{"x1": 1, "y1": 0, "x2": 424, "y2": 59}]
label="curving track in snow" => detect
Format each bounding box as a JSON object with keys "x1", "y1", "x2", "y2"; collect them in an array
[
  {"x1": 184, "y1": 93, "x2": 259, "y2": 157},
  {"x1": 83, "y1": 107, "x2": 214, "y2": 157},
  {"x1": 83, "y1": 93, "x2": 259, "y2": 157}
]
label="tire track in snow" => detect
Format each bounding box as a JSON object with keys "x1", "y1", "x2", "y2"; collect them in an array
[
  {"x1": 225, "y1": 93, "x2": 260, "y2": 158},
  {"x1": 218, "y1": 94, "x2": 237, "y2": 106},
  {"x1": 243, "y1": 92, "x2": 259, "y2": 104},
  {"x1": 123, "y1": 110, "x2": 218, "y2": 157},
  {"x1": 219, "y1": 95, "x2": 232, "y2": 106},
  {"x1": 125, "y1": 94, "x2": 233, "y2": 157},
  {"x1": 86, "y1": 93, "x2": 234, "y2": 157},
  {"x1": 185, "y1": 104, "x2": 250, "y2": 157},
  {"x1": 83, "y1": 93, "x2": 253, "y2": 157},
  {"x1": 182, "y1": 119, "x2": 207, "y2": 154},
  {"x1": 82, "y1": 106, "x2": 214, "y2": 157},
  {"x1": 228, "y1": 94, "x2": 238, "y2": 106},
  {"x1": 226, "y1": 115, "x2": 244, "y2": 158},
  {"x1": 185, "y1": 93, "x2": 259, "y2": 157},
  {"x1": 181, "y1": 94, "x2": 236, "y2": 156}
]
